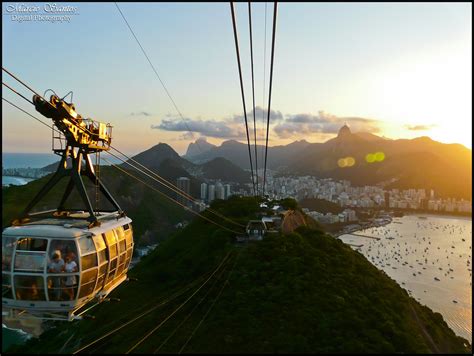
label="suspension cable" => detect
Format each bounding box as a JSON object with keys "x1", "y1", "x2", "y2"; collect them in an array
[
  {"x1": 108, "y1": 146, "x2": 245, "y2": 228},
  {"x1": 263, "y1": 2, "x2": 278, "y2": 197},
  {"x1": 2, "y1": 67, "x2": 102, "y2": 139},
  {"x1": 261, "y1": 2, "x2": 268, "y2": 197},
  {"x1": 2, "y1": 97, "x2": 61, "y2": 133},
  {"x1": 72, "y1": 265, "x2": 219, "y2": 354},
  {"x1": 248, "y1": 2, "x2": 258, "y2": 197},
  {"x1": 178, "y1": 249, "x2": 241, "y2": 353},
  {"x1": 2, "y1": 67, "x2": 42, "y2": 97},
  {"x1": 152, "y1": 252, "x2": 234, "y2": 353},
  {"x1": 230, "y1": 2, "x2": 256, "y2": 197},
  {"x1": 2, "y1": 82, "x2": 34, "y2": 105},
  {"x1": 114, "y1": 2, "x2": 205, "y2": 154},
  {"x1": 125, "y1": 251, "x2": 232, "y2": 353},
  {"x1": 103, "y1": 157, "x2": 243, "y2": 235}
]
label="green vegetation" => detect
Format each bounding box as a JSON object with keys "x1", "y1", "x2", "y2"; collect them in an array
[
  {"x1": 277, "y1": 197, "x2": 299, "y2": 210},
  {"x1": 5, "y1": 197, "x2": 471, "y2": 354},
  {"x1": 299, "y1": 197, "x2": 344, "y2": 214}
]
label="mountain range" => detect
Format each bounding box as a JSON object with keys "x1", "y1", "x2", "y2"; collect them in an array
[
  {"x1": 40, "y1": 126, "x2": 472, "y2": 199},
  {"x1": 184, "y1": 126, "x2": 472, "y2": 199}
]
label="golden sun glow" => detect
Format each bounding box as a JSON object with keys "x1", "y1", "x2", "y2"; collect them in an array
[{"x1": 362, "y1": 39, "x2": 471, "y2": 148}]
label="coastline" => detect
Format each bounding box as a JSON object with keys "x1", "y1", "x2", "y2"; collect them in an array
[
  {"x1": 2, "y1": 175, "x2": 35, "y2": 187},
  {"x1": 329, "y1": 212, "x2": 472, "y2": 238},
  {"x1": 334, "y1": 213, "x2": 472, "y2": 343}
]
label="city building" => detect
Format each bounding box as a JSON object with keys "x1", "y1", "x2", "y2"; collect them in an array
[
  {"x1": 216, "y1": 182, "x2": 225, "y2": 200},
  {"x1": 200, "y1": 182, "x2": 208, "y2": 201},
  {"x1": 208, "y1": 184, "x2": 215, "y2": 202},
  {"x1": 224, "y1": 184, "x2": 231, "y2": 199},
  {"x1": 176, "y1": 177, "x2": 191, "y2": 206}
]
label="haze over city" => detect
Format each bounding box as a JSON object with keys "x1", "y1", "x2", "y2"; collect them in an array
[{"x1": 2, "y1": 2, "x2": 471, "y2": 155}]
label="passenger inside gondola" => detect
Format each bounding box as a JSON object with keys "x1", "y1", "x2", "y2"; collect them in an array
[
  {"x1": 48, "y1": 250, "x2": 65, "y2": 300},
  {"x1": 64, "y1": 252, "x2": 78, "y2": 300},
  {"x1": 47, "y1": 240, "x2": 79, "y2": 301}
]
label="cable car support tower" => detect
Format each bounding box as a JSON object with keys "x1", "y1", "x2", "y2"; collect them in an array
[{"x1": 12, "y1": 94, "x2": 123, "y2": 227}]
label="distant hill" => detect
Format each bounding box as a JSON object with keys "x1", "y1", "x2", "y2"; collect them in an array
[
  {"x1": 126, "y1": 142, "x2": 192, "y2": 171},
  {"x1": 185, "y1": 138, "x2": 312, "y2": 170},
  {"x1": 9, "y1": 198, "x2": 471, "y2": 354},
  {"x1": 199, "y1": 157, "x2": 251, "y2": 183},
  {"x1": 41, "y1": 159, "x2": 62, "y2": 173},
  {"x1": 287, "y1": 130, "x2": 472, "y2": 199},
  {"x1": 125, "y1": 143, "x2": 251, "y2": 189},
  {"x1": 184, "y1": 137, "x2": 216, "y2": 158}
]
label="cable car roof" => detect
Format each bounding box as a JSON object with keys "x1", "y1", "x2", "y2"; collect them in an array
[{"x1": 3, "y1": 212, "x2": 132, "y2": 238}]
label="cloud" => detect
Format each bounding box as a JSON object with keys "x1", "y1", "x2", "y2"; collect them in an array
[
  {"x1": 151, "y1": 109, "x2": 383, "y2": 141},
  {"x1": 152, "y1": 118, "x2": 246, "y2": 139},
  {"x1": 273, "y1": 111, "x2": 382, "y2": 139},
  {"x1": 405, "y1": 124, "x2": 436, "y2": 131},
  {"x1": 231, "y1": 106, "x2": 284, "y2": 123},
  {"x1": 130, "y1": 111, "x2": 152, "y2": 117}
]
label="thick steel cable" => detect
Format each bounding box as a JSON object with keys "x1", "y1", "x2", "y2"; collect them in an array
[
  {"x1": 125, "y1": 251, "x2": 232, "y2": 353},
  {"x1": 108, "y1": 146, "x2": 245, "y2": 228},
  {"x1": 114, "y1": 2, "x2": 204, "y2": 154},
  {"x1": 178, "y1": 249, "x2": 241, "y2": 354},
  {"x1": 2, "y1": 67, "x2": 59, "y2": 113},
  {"x1": 2, "y1": 68, "x2": 102, "y2": 139},
  {"x1": 71, "y1": 273, "x2": 210, "y2": 354},
  {"x1": 263, "y1": 2, "x2": 278, "y2": 197},
  {"x1": 2, "y1": 82, "x2": 34, "y2": 105},
  {"x1": 2, "y1": 67, "x2": 42, "y2": 97},
  {"x1": 152, "y1": 253, "x2": 234, "y2": 353},
  {"x1": 230, "y1": 2, "x2": 256, "y2": 197},
  {"x1": 2, "y1": 97, "x2": 61, "y2": 134},
  {"x1": 260, "y1": 2, "x2": 268, "y2": 197},
  {"x1": 248, "y1": 2, "x2": 259, "y2": 196},
  {"x1": 103, "y1": 157, "x2": 243, "y2": 235}
]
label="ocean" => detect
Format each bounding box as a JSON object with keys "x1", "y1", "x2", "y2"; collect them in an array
[
  {"x1": 2, "y1": 152, "x2": 59, "y2": 169},
  {"x1": 2, "y1": 176, "x2": 35, "y2": 186},
  {"x1": 2, "y1": 153, "x2": 124, "y2": 187},
  {"x1": 338, "y1": 213, "x2": 472, "y2": 343}
]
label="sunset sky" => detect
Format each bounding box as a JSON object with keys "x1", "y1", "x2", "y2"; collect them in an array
[{"x1": 2, "y1": 2, "x2": 472, "y2": 155}]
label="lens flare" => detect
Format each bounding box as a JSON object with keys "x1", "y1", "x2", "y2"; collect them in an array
[
  {"x1": 338, "y1": 158, "x2": 347, "y2": 168},
  {"x1": 365, "y1": 153, "x2": 375, "y2": 163},
  {"x1": 375, "y1": 152, "x2": 385, "y2": 162},
  {"x1": 346, "y1": 156, "x2": 356, "y2": 167}
]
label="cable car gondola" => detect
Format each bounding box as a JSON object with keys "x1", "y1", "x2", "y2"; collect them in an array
[
  {"x1": 2, "y1": 212, "x2": 134, "y2": 320},
  {"x1": 246, "y1": 220, "x2": 267, "y2": 241},
  {"x1": 2, "y1": 92, "x2": 134, "y2": 321}
]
